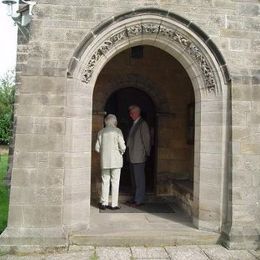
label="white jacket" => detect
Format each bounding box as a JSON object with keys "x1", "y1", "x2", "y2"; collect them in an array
[{"x1": 95, "y1": 126, "x2": 126, "y2": 169}]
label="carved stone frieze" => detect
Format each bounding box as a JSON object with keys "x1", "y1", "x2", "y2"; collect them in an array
[
  {"x1": 84, "y1": 49, "x2": 103, "y2": 84},
  {"x1": 142, "y1": 23, "x2": 160, "y2": 34},
  {"x1": 127, "y1": 24, "x2": 142, "y2": 37},
  {"x1": 186, "y1": 42, "x2": 216, "y2": 92},
  {"x1": 110, "y1": 30, "x2": 128, "y2": 45},
  {"x1": 83, "y1": 22, "x2": 217, "y2": 93},
  {"x1": 159, "y1": 26, "x2": 191, "y2": 49},
  {"x1": 82, "y1": 30, "x2": 128, "y2": 83}
]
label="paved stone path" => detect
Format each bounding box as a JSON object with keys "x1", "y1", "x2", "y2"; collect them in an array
[{"x1": 0, "y1": 245, "x2": 259, "y2": 259}]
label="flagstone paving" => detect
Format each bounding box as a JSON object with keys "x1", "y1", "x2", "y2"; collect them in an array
[{"x1": 0, "y1": 245, "x2": 259, "y2": 260}]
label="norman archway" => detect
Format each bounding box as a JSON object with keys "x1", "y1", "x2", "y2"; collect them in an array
[
  {"x1": 65, "y1": 8, "x2": 230, "y2": 234},
  {"x1": 91, "y1": 45, "x2": 195, "y2": 210}
]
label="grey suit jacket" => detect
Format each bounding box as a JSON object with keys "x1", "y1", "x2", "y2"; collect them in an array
[{"x1": 127, "y1": 118, "x2": 150, "y2": 163}]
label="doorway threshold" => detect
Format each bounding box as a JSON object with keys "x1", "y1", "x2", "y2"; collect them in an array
[{"x1": 69, "y1": 202, "x2": 221, "y2": 247}]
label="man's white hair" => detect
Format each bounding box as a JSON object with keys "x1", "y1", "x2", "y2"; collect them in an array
[
  {"x1": 128, "y1": 105, "x2": 141, "y2": 113},
  {"x1": 104, "y1": 114, "x2": 117, "y2": 127}
]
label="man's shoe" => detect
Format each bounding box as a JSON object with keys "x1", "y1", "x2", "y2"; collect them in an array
[
  {"x1": 126, "y1": 200, "x2": 135, "y2": 205},
  {"x1": 110, "y1": 206, "x2": 120, "y2": 210},
  {"x1": 133, "y1": 202, "x2": 145, "y2": 207}
]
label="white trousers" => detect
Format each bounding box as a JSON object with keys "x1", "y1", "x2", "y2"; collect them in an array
[{"x1": 100, "y1": 168, "x2": 121, "y2": 207}]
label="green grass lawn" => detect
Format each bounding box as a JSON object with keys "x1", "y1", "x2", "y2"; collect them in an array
[{"x1": 0, "y1": 154, "x2": 9, "y2": 234}]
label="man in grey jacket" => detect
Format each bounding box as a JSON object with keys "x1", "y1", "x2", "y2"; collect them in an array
[{"x1": 127, "y1": 105, "x2": 150, "y2": 206}]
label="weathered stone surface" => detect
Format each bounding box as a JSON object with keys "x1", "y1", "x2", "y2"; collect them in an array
[
  {"x1": 75, "y1": 7, "x2": 94, "y2": 21},
  {"x1": 46, "y1": 250, "x2": 94, "y2": 260},
  {"x1": 238, "y1": 4, "x2": 259, "y2": 16},
  {"x1": 2, "y1": 0, "x2": 259, "y2": 251},
  {"x1": 1, "y1": 245, "x2": 259, "y2": 259},
  {"x1": 131, "y1": 246, "x2": 169, "y2": 259},
  {"x1": 166, "y1": 245, "x2": 208, "y2": 260},
  {"x1": 95, "y1": 247, "x2": 131, "y2": 260},
  {"x1": 202, "y1": 245, "x2": 230, "y2": 258}
]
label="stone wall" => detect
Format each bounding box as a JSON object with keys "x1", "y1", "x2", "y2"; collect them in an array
[{"x1": 1, "y1": 0, "x2": 259, "y2": 250}]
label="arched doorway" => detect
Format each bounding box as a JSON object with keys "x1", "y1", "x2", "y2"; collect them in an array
[
  {"x1": 91, "y1": 45, "x2": 195, "y2": 214},
  {"x1": 105, "y1": 87, "x2": 156, "y2": 193},
  {"x1": 66, "y1": 9, "x2": 229, "y2": 235}
]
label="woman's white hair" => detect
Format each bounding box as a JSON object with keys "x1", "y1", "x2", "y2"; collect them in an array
[{"x1": 104, "y1": 114, "x2": 117, "y2": 127}]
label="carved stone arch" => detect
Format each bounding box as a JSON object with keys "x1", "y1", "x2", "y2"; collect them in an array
[
  {"x1": 65, "y1": 8, "x2": 230, "y2": 235},
  {"x1": 68, "y1": 8, "x2": 230, "y2": 94}
]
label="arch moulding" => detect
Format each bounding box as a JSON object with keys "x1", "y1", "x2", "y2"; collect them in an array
[{"x1": 65, "y1": 8, "x2": 230, "y2": 236}]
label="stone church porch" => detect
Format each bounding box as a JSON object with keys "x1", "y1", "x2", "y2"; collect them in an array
[
  {"x1": 3, "y1": 3, "x2": 259, "y2": 251},
  {"x1": 70, "y1": 195, "x2": 220, "y2": 247}
]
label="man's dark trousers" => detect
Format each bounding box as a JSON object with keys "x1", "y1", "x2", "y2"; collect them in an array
[{"x1": 130, "y1": 162, "x2": 145, "y2": 204}]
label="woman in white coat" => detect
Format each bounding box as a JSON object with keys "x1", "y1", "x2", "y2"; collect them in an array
[{"x1": 95, "y1": 114, "x2": 126, "y2": 210}]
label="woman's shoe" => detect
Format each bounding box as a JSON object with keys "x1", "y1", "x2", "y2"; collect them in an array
[
  {"x1": 110, "y1": 206, "x2": 120, "y2": 210},
  {"x1": 99, "y1": 204, "x2": 108, "y2": 210}
]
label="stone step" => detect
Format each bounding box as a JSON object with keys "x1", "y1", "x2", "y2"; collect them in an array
[
  {"x1": 85, "y1": 198, "x2": 221, "y2": 247},
  {"x1": 70, "y1": 230, "x2": 220, "y2": 247}
]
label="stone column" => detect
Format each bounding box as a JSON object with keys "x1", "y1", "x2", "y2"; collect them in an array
[
  {"x1": 0, "y1": 76, "x2": 67, "y2": 252},
  {"x1": 91, "y1": 112, "x2": 106, "y2": 199},
  {"x1": 193, "y1": 97, "x2": 226, "y2": 233},
  {"x1": 63, "y1": 78, "x2": 93, "y2": 235},
  {"x1": 222, "y1": 79, "x2": 259, "y2": 250}
]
